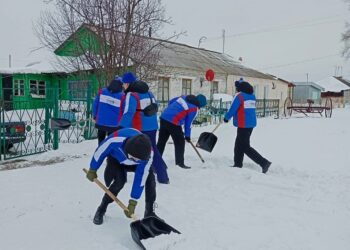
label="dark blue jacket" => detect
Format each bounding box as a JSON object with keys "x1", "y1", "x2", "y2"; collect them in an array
[
  {"x1": 119, "y1": 81, "x2": 158, "y2": 132},
  {"x1": 160, "y1": 95, "x2": 199, "y2": 137},
  {"x1": 224, "y1": 81, "x2": 257, "y2": 128},
  {"x1": 90, "y1": 128, "x2": 151, "y2": 200},
  {"x1": 92, "y1": 87, "x2": 123, "y2": 129}
]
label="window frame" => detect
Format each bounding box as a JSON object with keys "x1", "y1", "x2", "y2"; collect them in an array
[
  {"x1": 13, "y1": 79, "x2": 25, "y2": 96},
  {"x1": 210, "y1": 81, "x2": 219, "y2": 99},
  {"x1": 30, "y1": 80, "x2": 46, "y2": 98},
  {"x1": 68, "y1": 80, "x2": 90, "y2": 100},
  {"x1": 182, "y1": 78, "x2": 192, "y2": 95},
  {"x1": 157, "y1": 77, "x2": 170, "y2": 102}
]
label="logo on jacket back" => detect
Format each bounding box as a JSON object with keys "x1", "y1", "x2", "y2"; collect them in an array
[
  {"x1": 244, "y1": 100, "x2": 256, "y2": 109},
  {"x1": 100, "y1": 95, "x2": 121, "y2": 107}
]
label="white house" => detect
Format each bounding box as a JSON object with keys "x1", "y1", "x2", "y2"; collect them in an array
[
  {"x1": 150, "y1": 40, "x2": 291, "y2": 111},
  {"x1": 316, "y1": 76, "x2": 350, "y2": 107}
]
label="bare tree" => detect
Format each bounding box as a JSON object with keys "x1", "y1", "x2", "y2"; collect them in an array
[
  {"x1": 342, "y1": 1, "x2": 350, "y2": 59},
  {"x1": 35, "y1": 0, "x2": 180, "y2": 86}
]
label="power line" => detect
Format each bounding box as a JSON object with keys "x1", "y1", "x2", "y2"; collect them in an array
[
  {"x1": 259, "y1": 53, "x2": 341, "y2": 70},
  {"x1": 205, "y1": 14, "x2": 346, "y2": 41}
]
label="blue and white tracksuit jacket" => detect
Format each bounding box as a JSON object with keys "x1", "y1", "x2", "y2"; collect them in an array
[
  {"x1": 118, "y1": 92, "x2": 158, "y2": 132},
  {"x1": 90, "y1": 128, "x2": 152, "y2": 200},
  {"x1": 224, "y1": 92, "x2": 257, "y2": 128},
  {"x1": 160, "y1": 95, "x2": 198, "y2": 137},
  {"x1": 92, "y1": 88, "x2": 124, "y2": 128}
]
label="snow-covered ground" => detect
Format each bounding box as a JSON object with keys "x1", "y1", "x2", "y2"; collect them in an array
[{"x1": 1, "y1": 108, "x2": 349, "y2": 250}]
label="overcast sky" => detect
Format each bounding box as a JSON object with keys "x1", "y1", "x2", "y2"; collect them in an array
[{"x1": 1, "y1": 0, "x2": 350, "y2": 82}]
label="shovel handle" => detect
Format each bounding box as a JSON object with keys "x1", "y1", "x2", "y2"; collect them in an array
[
  {"x1": 83, "y1": 168, "x2": 138, "y2": 220},
  {"x1": 211, "y1": 122, "x2": 222, "y2": 134},
  {"x1": 188, "y1": 141, "x2": 205, "y2": 163}
]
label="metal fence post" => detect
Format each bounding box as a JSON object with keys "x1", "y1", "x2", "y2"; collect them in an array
[
  {"x1": 53, "y1": 87, "x2": 59, "y2": 150},
  {"x1": 0, "y1": 99, "x2": 3, "y2": 161},
  {"x1": 219, "y1": 98, "x2": 223, "y2": 123},
  {"x1": 84, "y1": 85, "x2": 92, "y2": 140}
]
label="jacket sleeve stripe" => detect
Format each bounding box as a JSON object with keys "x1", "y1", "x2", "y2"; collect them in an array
[
  {"x1": 176, "y1": 97, "x2": 189, "y2": 110},
  {"x1": 123, "y1": 93, "x2": 131, "y2": 114},
  {"x1": 93, "y1": 136, "x2": 126, "y2": 161}
]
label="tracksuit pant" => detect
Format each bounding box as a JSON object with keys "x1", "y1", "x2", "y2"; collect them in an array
[
  {"x1": 234, "y1": 127, "x2": 269, "y2": 168},
  {"x1": 98, "y1": 156, "x2": 156, "y2": 211},
  {"x1": 157, "y1": 118, "x2": 185, "y2": 166}
]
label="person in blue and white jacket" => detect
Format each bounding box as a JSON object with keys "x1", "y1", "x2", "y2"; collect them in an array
[
  {"x1": 157, "y1": 94, "x2": 207, "y2": 169},
  {"x1": 92, "y1": 77, "x2": 124, "y2": 144},
  {"x1": 86, "y1": 128, "x2": 155, "y2": 225},
  {"x1": 224, "y1": 78, "x2": 271, "y2": 173},
  {"x1": 119, "y1": 74, "x2": 169, "y2": 217}
]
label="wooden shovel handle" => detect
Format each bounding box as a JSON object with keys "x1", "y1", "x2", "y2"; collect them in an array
[
  {"x1": 211, "y1": 122, "x2": 222, "y2": 134},
  {"x1": 83, "y1": 168, "x2": 138, "y2": 220},
  {"x1": 188, "y1": 141, "x2": 205, "y2": 163}
]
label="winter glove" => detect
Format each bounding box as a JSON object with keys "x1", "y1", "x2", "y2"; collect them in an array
[
  {"x1": 124, "y1": 199, "x2": 137, "y2": 218},
  {"x1": 185, "y1": 136, "x2": 191, "y2": 142},
  {"x1": 223, "y1": 118, "x2": 229, "y2": 123},
  {"x1": 86, "y1": 169, "x2": 97, "y2": 182}
]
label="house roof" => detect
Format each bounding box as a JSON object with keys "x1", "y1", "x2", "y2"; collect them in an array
[
  {"x1": 55, "y1": 24, "x2": 276, "y2": 80},
  {"x1": 334, "y1": 76, "x2": 350, "y2": 88},
  {"x1": 315, "y1": 76, "x2": 350, "y2": 92},
  {"x1": 266, "y1": 74, "x2": 295, "y2": 86},
  {"x1": 155, "y1": 41, "x2": 275, "y2": 80},
  {"x1": 293, "y1": 81, "x2": 324, "y2": 91},
  {"x1": 0, "y1": 62, "x2": 61, "y2": 74}
]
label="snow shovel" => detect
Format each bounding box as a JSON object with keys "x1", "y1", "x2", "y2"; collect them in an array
[
  {"x1": 82, "y1": 169, "x2": 180, "y2": 250},
  {"x1": 50, "y1": 118, "x2": 93, "y2": 130},
  {"x1": 188, "y1": 140, "x2": 205, "y2": 163},
  {"x1": 196, "y1": 122, "x2": 222, "y2": 152}
]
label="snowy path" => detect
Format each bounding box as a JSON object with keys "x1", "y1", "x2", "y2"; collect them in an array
[{"x1": 0, "y1": 109, "x2": 349, "y2": 250}]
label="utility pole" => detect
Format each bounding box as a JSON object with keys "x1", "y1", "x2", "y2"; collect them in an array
[
  {"x1": 306, "y1": 73, "x2": 309, "y2": 83},
  {"x1": 222, "y1": 29, "x2": 225, "y2": 54},
  {"x1": 9, "y1": 54, "x2": 11, "y2": 68}
]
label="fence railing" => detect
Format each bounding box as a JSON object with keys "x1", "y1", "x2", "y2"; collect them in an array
[
  {"x1": 1, "y1": 87, "x2": 279, "y2": 161},
  {"x1": 158, "y1": 98, "x2": 280, "y2": 126}
]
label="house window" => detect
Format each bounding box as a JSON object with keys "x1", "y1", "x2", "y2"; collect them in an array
[
  {"x1": 68, "y1": 80, "x2": 90, "y2": 100},
  {"x1": 158, "y1": 77, "x2": 170, "y2": 102},
  {"x1": 210, "y1": 81, "x2": 218, "y2": 99},
  {"x1": 14, "y1": 79, "x2": 25, "y2": 96},
  {"x1": 30, "y1": 80, "x2": 46, "y2": 97},
  {"x1": 182, "y1": 79, "x2": 192, "y2": 95},
  {"x1": 264, "y1": 85, "x2": 269, "y2": 99}
]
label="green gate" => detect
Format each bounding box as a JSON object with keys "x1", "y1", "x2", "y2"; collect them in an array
[
  {"x1": 0, "y1": 88, "x2": 56, "y2": 160},
  {"x1": 57, "y1": 86, "x2": 97, "y2": 144}
]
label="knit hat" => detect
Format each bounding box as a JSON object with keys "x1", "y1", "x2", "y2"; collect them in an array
[
  {"x1": 235, "y1": 78, "x2": 254, "y2": 94},
  {"x1": 124, "y1": 134, "x2": 152, "y2": 161},
  {"x1": 235, "y1": 78, "x2": 245, "y2": 88},
  {"x1": 107, "y1": 77, "x2": 123, "y2": 93},
  {"x1": 196, "y1": 94, "x2": 207, "y2": 108},
  {"x1": 122, "y1": 72, "x2": 137, "y2": 84}
]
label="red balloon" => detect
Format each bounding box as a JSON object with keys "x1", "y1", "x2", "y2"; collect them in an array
[{"x1": 205, "y1": 69, "x2": 215, "y2": 81}]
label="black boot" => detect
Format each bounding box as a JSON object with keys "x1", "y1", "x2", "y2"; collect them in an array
[
  {"x1": 144, "y1": 202, "x2": 157, "y2": 218},
  {"x1": 177, "y1": 163, "x2": 191, "y2": 169},
  {"x1": 93, "y1": 196, "x2": 109, "y2": 225},
  {"x1": 262, "y1": 161, "x2": 271, "y2": 174},
  {"x1": 93, "y1": 206, "x2": 106, "y2": 225}
]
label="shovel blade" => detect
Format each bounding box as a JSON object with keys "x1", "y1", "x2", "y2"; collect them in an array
[
  {"x1": 130, "y1": 216, "x2": 180, "y2": 249},
  {"x1": 196, "y1": 132, "x2": 218, "y2": 152},
  {"x1": 50, "y1": 118, "x2": 72, "y2": 130}
]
